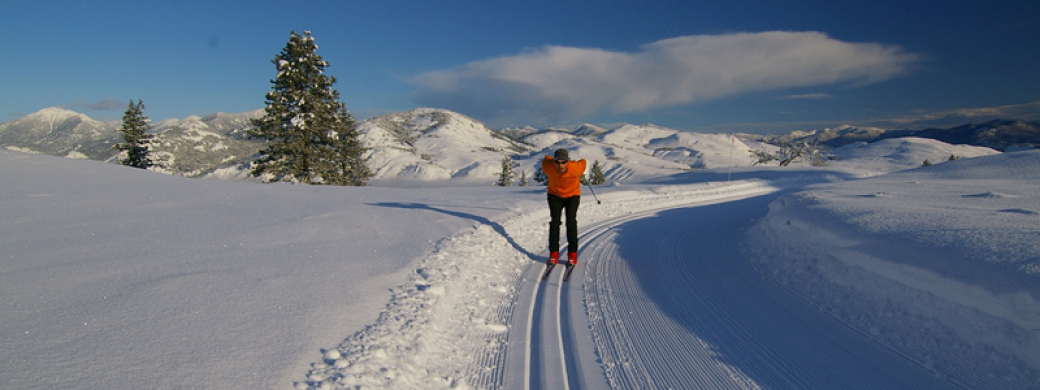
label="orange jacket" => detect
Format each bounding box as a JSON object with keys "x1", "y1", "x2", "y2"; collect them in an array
[{"x1": 542, "y1": 156, "x2": 586, "y2": 198}]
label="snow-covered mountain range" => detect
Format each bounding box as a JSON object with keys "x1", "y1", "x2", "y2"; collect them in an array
[
  {"x1": 0, "y1": 107, "x2": 762, "y2": 184},
  {"x1": 2, "y1": 107, "x2": 1037, "y2": 184},
  {"x1": 745, "y1": 119, "x2": 1040, "y2": 151}
]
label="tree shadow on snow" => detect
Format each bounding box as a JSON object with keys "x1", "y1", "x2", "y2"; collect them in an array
[{"x1": 368, "y1": 202, "x2": 541, "y2": 262}]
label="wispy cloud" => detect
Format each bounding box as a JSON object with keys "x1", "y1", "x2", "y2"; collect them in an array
[
  {"x1": 65, "y1": 99, "x2": 126, "y2": 112},
  {"x1": 781, "y1": 93, "x2": 833, "y2": 100},
  {"x1": 693, "y1": 100, "x2": 1040, "y2": 134},
  {"x1": 411, "y1": 31, "x2": 920, "y2": 126},
  {"x1": 880, "y1": 101, "x2": 1040, "y2": 126}
]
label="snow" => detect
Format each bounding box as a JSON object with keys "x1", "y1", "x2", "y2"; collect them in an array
[{"x1": 2, "y1": 142, "x2": 1038, "y2": 389}]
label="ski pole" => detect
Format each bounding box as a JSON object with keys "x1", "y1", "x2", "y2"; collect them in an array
[{"x1": 585, "y1": 181, "x2": 602, "y2": 204}]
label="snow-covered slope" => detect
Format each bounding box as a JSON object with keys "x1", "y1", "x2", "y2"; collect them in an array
[
  {"x1": 0, "y1": 107, "x2": 265, "y2": 176},
  {"x1": 0, "y1": 107, "x2": 119, "y2": 159},
  {"x1": 2, "y1": 145, "x2": 1038, "y2": 389},
  {"x1": 0, "y1": 107, "x2": 782, "y2": 185},
  {"x1": 357, "y1": 109, "x2": 759, "y2": 185},
  {"x1": 359, "y1": 108, "x2": 530, "y2": 183},
  {"x1": 149, "y1": 113, "x2": 265, "y2": 177},
  {"x1": 0, "y1": 149, "x2": 541, "y2": 389},
  {"x1": 828, "y1": 136, "x2": 1001, "y2": 175},
  {"x1": 509, "y1": 124, "x2": 759, "y2": 184},
  {"x1": 6, "y1": 106, "x2": 1027, "y2": 187},
  {"x1": 746, "y1": 150, "x2": 1040, "y2": 388}
]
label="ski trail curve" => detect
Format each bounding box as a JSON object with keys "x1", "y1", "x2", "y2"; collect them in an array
[
  {"x1": 582, "y1": 193, "x2": 963, "y2": 389},
  {"x1": 510, "y1": 180, "x2": 781, "y2": 389}
]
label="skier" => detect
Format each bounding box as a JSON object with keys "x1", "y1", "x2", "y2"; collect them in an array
[{"x1": 542, "y1": 148, "x2": 587, "y2": 268}]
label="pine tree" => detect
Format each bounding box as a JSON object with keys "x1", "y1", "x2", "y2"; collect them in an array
[
  {"x1": 589, "y1": 160, "x2": 606, "y2": 185},
  {"x1": 533, "y1": 161, "x2": 548, "y2": 186},
  {"x1": 518, "y1": 170, "x2": 529, "y2": 187},
  {"x1": 495, "y1": 156, "x2": 516, "y2": 187},
  {"x1": 249, "y1": 30, "x2": 371, "y2": 185},
  {"x1": 116, "y1": 99, "x2": 153, "y2": 169}
]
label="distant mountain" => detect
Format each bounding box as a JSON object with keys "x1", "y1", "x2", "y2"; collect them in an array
[
  {"x1": 0, "y1": 107, "x2": 265, "y2": 177},
  {"x1": 3, "y1": 107, "x2": 1034, "y2": 185},
  {"x1": 895, "y1": 120, "x2": 1040, "y2": 151},
  {"x1": 744, "y1": 120, "x2": 1040, "y2": 151},
  {"x1": 0, "y1": 107, "x2": 120, "y2": 159},
  {"x1": 358, "y1": 108, "x2": 531, "y2": 182},
  {"x1": 147, "y1": 112, "x2": 265, "y2": 177}
]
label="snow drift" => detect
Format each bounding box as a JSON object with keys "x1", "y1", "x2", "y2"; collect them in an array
[{"x1": 746, "y1": 149, "x2": 1040, "y2": 387}]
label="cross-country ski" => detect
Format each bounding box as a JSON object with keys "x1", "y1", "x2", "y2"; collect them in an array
[{"x1": 541, "y1": 263, "x2": 556, "y2": 280}]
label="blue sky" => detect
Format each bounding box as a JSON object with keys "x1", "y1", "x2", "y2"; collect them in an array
[{"x1": 2, "y1": 0, "x2": 1038, "y2": 133}]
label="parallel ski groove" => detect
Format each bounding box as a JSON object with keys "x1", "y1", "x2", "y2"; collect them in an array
[{"x1": 582, "y1": 190, "x2": 965, "y2": 389}]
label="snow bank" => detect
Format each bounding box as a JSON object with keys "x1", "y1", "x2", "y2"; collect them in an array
[
  {"x1": 746, "y1": 150, "x2": 1040, "y2": 389},
  {"x1": 0, "y1": 150, "x2": 540, "y2": 390}
]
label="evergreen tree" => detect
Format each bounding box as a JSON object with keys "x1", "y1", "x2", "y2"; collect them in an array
[
  {"x1": 116, "y1": 99, "x2": 153, "y2": 169},
  {"x1": 533, "y1": 160, "x2": 548, "y2": 186},
  {"x1": 495, "y1": 156, "x2": 516, "y2": 187},
  {"x1": 518, "y1": 170, "x2": 529, "y2": 187},
  {"x1": 249, "y1": 30, "x2": 371, "y2": 185},
  {"x1": 589, "y1": 160, "x2": 606, "y2": 185}
]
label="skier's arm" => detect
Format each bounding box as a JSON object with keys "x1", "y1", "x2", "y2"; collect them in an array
[{"x1": 541, "y1": 155, "x2": 554, "y2": 175}]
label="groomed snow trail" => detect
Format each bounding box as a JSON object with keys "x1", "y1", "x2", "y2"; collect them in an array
[
  {"x1": 510, "y1": 180, "x2": 786, "y2": 390},
  {"x1": 578, "y1": 192, "x2": 962, "y2": 389},
  {"x1": 300, "y1": 178, "x2": 960, "y2": 389}
]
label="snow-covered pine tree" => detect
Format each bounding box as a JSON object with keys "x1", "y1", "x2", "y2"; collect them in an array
[
  {"x1": 249, "y1": 30, "x2": 371, "y2": 185},
  {"x1": 589, "y1": 160, "x2": 606, "y2": 185},
  {"x1": 116, "y1": 99, "x2": 153, "y2": 169},
  {"x1": 533, "y1": 160, "x2": 548, "y2": 186},
  {"x1": 495, "y1": 156, "x2": 516, "y2": 187},
  {"x1": 518, "y1": 170, "x2": 529, "y2": 186}
]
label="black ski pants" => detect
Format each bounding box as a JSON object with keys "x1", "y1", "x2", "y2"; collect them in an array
[{"x1": 548, "y1": 194, "x2": 581, "y2": 254}]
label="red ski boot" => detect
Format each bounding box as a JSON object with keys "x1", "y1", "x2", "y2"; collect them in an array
[
  {"x1": 567, "y1": 252, "x2": 578, "y2": 266},
  {"x1": 548, "y1": 252, "x2": 559, "y2": 265}
]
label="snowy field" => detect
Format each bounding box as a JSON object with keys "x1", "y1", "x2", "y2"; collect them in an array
[{"x1": 2, "y1": 141, "x2": 1038, "y2": 389}]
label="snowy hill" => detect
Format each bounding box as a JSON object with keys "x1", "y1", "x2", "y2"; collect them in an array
[
  {"x1": 828, "y1": 136, "x2": 1001, "y2": 174},
  {"x1": 743, "y1": 119, "x2": 1040, "y2": 151},
  {"x1": 2, "y1": 107, "x2": 1033, "y2": 186},
  {"x1": 0, "y1": 107, "x2": 765, "y2": 185},
  {"x1": 0, "y1": 107, "x2": 264, "y2": 176},
  {"x1": 746, "y1": 150, "x2": 1040, "y2": 387},
  {"x1": 0, "y1": 107, "x2": 119, "y2": 159},
  {"x1": 148, "y1": 112, "x2": 265, "y2": 177},
  {"x1": 358, "y1": 108, "x2": 531, "y2": 183},
  {"x1": 509, "y1": 123, "x2": 760, "y2": 184},
  {"x1": 3, "y1": 146, "x2": 1038, "y2": 389}
]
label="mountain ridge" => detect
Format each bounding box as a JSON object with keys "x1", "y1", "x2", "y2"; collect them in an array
[{"x1": 1, "y1": 106, "x2": 1034, "y2": 184}]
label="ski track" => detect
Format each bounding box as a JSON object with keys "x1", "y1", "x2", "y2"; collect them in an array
[
  {"x1": 299, "y1": 178, "x2": 961, "y2": 389},
  {"x1": 582, "y1": 192, "x2": 964, "y2": 390}
]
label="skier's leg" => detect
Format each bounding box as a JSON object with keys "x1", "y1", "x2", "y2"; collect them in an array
[
  {"x1": 564, "y1": 195, "x2": 581, "y2": 261},
  {"x1": 547, "y1": 194, "x2": 564, "y2": 256}
]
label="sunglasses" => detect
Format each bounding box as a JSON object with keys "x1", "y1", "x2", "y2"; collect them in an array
[{"x1": 554, "y1": 160, "x2": 568, "y2": 165}]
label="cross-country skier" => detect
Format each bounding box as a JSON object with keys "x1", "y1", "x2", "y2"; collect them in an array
[{"x1": 542, "y1": 148, "x2": 587, "y2": 267}]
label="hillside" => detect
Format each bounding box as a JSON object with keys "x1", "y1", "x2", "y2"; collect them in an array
[
  {"x1": 743, "y1": 120, "x2": 1040, "y2": 151},
  {"x1": 0, "y1": 108, "x2": 762, "y2": 184},
  {"x1": 2, "y1": 107, "x2": 1035, "y2": 185},
  {"x1": 3, "y1": 147, "x2": 1037, "y2": 389}
]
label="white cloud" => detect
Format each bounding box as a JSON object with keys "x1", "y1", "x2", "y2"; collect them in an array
[{"x1": 411, "y1": 31, "x2": 920, "y2": 126}]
